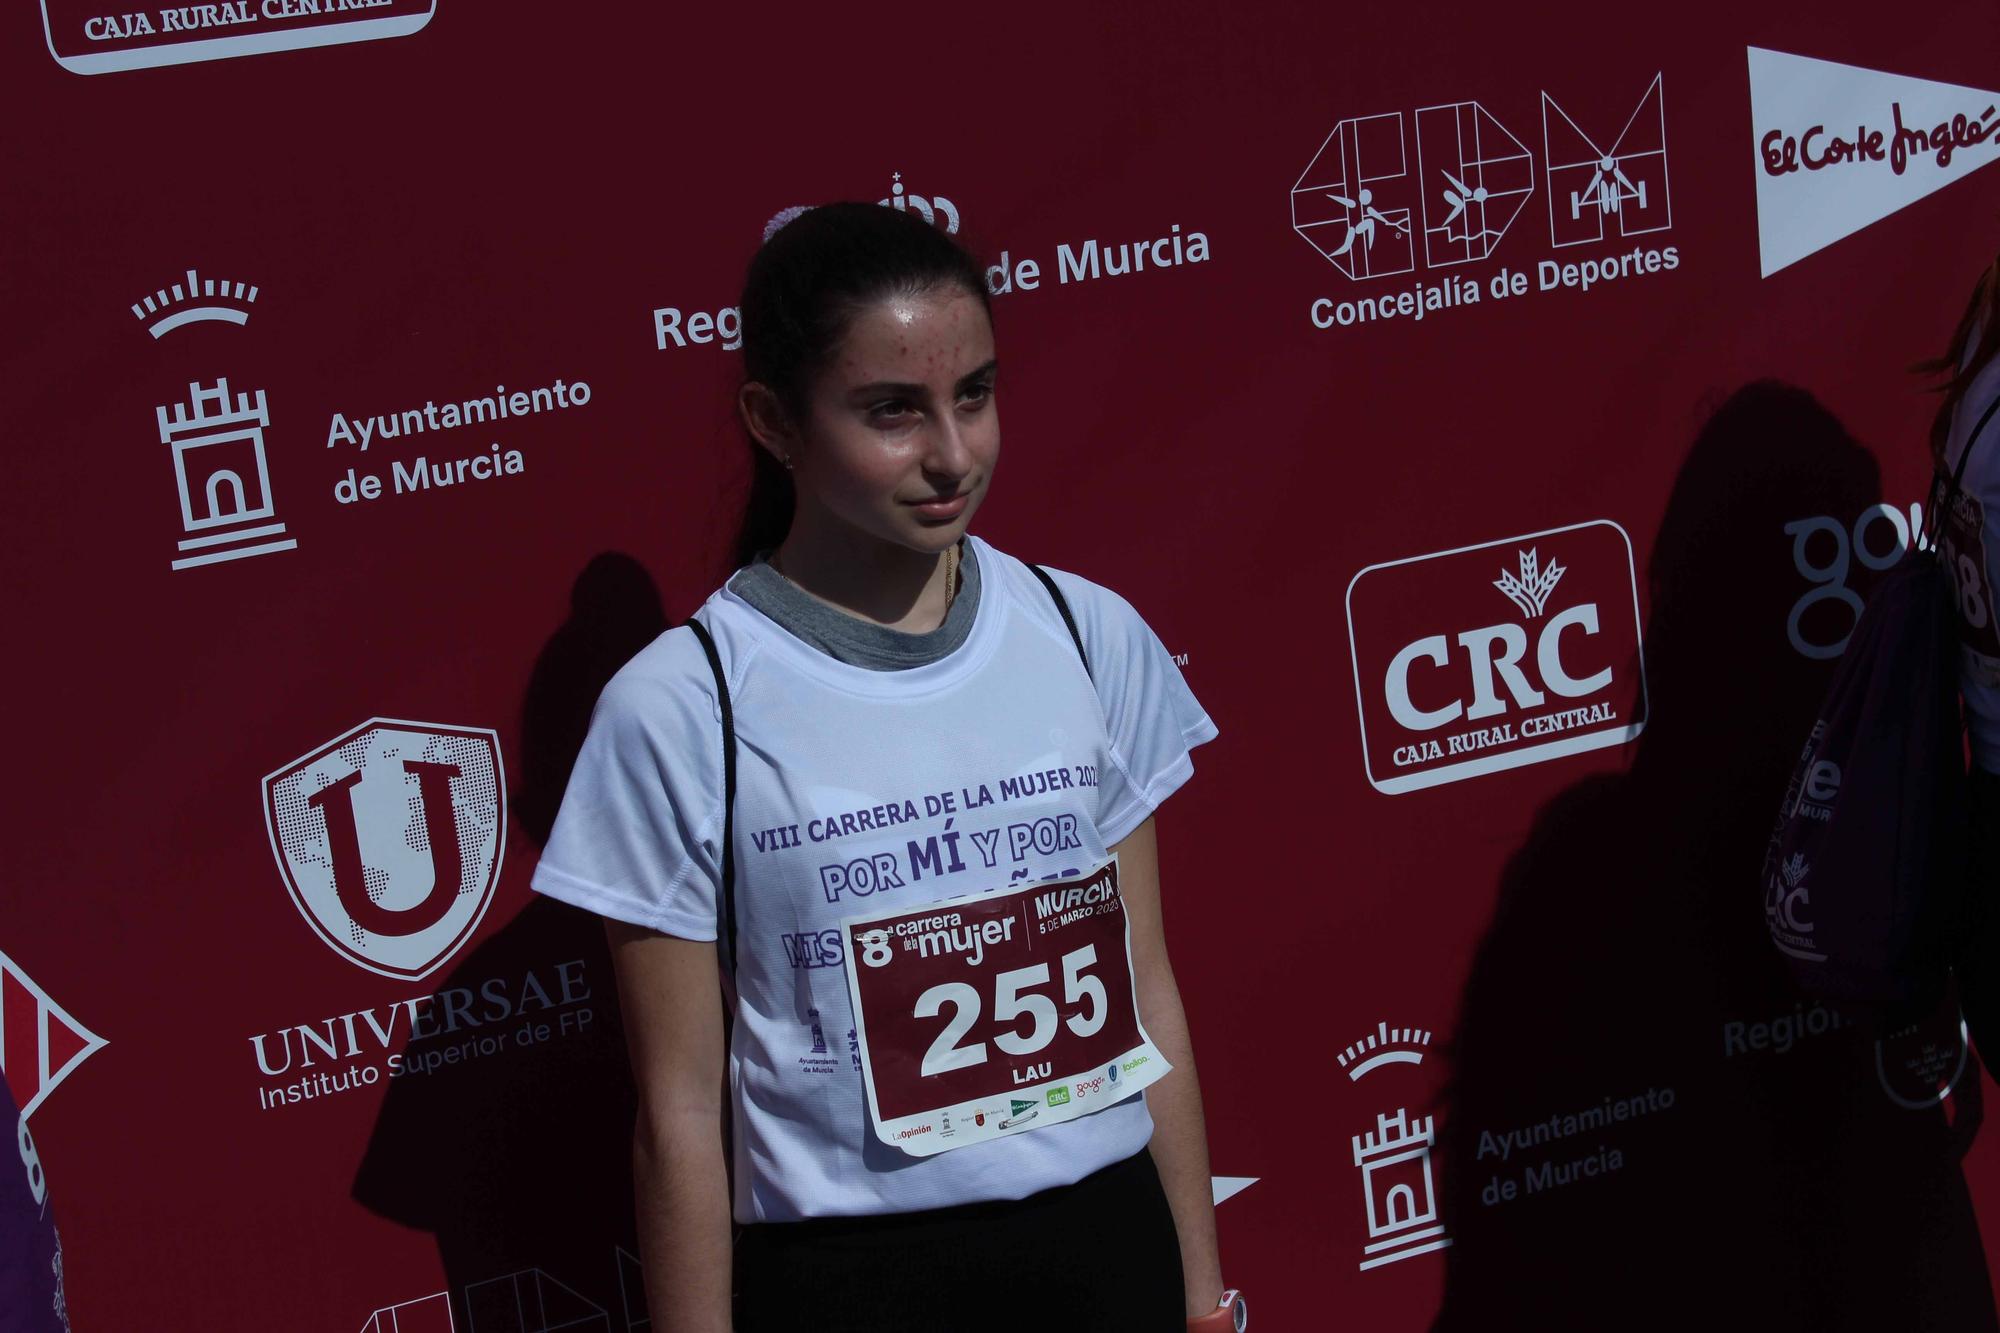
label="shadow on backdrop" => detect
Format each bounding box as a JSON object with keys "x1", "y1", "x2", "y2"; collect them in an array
[
  {"x1": 1434, "y1": 383, "x2": 1994, "y2": 1331},
  {"x1": 353, "y1": 553, "x2": 669, "y2": 1331}
]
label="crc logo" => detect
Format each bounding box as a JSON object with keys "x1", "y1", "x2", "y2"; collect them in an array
[
  {"x1": 42, "y1": 0, "x2": 436, "y2": 75},
  {"x1": 264, "y1": 719, "x2": 507, "y2": 982},
  {"x1": 1345, "y1": 521, "x2": 1648, "y2": 794},
  {"x1": 1292, "y1": 73, "x2": 1670, "y2": 280},
  {"x1": 1764, "y1": 853, "x2": 1821, "y2": 961}
]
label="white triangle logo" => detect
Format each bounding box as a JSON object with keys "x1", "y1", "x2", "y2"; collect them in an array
[{"x1": 1748, "y1": 47, "x2": 2000, "y2": 276}]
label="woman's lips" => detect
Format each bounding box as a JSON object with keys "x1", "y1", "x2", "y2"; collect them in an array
[{"x1": 908, "y1": 492, "x2": 969, "y2": 520}]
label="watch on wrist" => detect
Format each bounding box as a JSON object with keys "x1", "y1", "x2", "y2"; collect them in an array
[{"x1": 1187, "y1": 1289, "x2": 1247, "y2": 1331}]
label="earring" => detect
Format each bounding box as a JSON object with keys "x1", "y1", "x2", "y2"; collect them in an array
[{"x1": 781, "y1": 455, "x2": 795, "y2": 471}]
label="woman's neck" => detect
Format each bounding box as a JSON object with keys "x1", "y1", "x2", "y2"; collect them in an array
[{"x1": 770, "y1": 517, "x2": 959, "y2": 633}]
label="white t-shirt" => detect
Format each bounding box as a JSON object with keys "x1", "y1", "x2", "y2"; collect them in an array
[
  {"x1": 530, "y1": 535, "x2": 1219, "y2": 1221},
  {"x1": 1941, "y1": 346, "x2": 2000, "y2": 774}
]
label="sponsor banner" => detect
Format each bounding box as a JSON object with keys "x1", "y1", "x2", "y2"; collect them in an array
[
  {"x1": 1346, "y1": 521, "x2": 1648, "y2": 794},
  {"x1": 246, "y1": 958, "x2": 597, "y2": 1112},
  {"x1": 840, "y1": 858, "x2": 1168, "y2": 1155},
  {"x1": 263, "y1": 719, "x2": 506, "y2": 982},
  {"x1": 42, "y1": 0, "x2": 435, "y2": 75},
  {"x1": 1294, "y1": 73, "x2": 1681, "y2": 333},
  {"x1": 1750, "y1": 47, "x2": 2000, "y2": 276}
]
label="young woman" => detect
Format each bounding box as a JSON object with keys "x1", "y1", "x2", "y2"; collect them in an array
[
  {"x1": 1926, "y1": 253, "x2": 2000, "y2": 1067},
  {"x1": 530, "y1": 202, "x2": 1242, "y2": 1331}
]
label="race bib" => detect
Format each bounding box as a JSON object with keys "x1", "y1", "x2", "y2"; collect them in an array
[{"x1": 839, "y1": 857, "x2": 1169, "y2": 1156}]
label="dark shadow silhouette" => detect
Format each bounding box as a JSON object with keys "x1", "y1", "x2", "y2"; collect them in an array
[
  {"x1": 353, "y1": 553, "x2": 670, "y2": 1329},
  {"x1": 1434, "y1": 382, "x2": 1995, "y2": 1331}
]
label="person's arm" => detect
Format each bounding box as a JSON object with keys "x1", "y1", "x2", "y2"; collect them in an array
[
  {"x1": 1112, "y1": 814, "x2": 1227, "y2": 1320},
  {"x1": 606, "y1": 919, "x2": 734, "y2": 1333}
]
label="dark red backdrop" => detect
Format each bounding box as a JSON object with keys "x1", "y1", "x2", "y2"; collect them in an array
[{"x1": 6, "y1": 2, "x2": 2000, "y2": 1327}]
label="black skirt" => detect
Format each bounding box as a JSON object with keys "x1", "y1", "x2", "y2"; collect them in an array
[{"x1": 733, "y1": 1146, "x2": 1187, "y2": 1332}]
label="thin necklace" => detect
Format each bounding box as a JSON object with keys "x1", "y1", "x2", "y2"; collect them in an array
[{"x1": 769, "y1": 543, "x2": 959, "y2": 610}]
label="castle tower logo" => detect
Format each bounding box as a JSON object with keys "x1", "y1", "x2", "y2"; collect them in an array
[
  {"x1": 159, "y1": 378, "x2": 298, "y2": 571},
  {"x1": 132, "y1": 268, "x2": 259, "y2": 339},
  {"x1": 1351, "y1": 1108, "x2": 1452, "y2": 1270},
  {"x1": 264, "y1": 720, "x2": 507, "y2": 982},
  {"x1": 42, "y1": 0, "x2": 436, "y2": 75},
  {"x1": 0, "y1": 950, "x2": 107, "y2": 1126},
  {"x1": 1750, "y1": 48, "x2": 2000, "y2": 276}
]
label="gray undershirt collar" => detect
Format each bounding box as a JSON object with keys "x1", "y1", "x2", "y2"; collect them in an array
[{"x1": 727, "y1": 541, "x2": 981, "y2": 671}]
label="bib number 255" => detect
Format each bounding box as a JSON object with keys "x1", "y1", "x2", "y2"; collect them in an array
[{"x1": 917, "y1": 944, "x2": 1109, "y2": 1076}]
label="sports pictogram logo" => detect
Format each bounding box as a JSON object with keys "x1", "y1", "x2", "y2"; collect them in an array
[
  {"x1": 1292, "y1": 74, "x2": 1671, "y2": 282},
  {"x1": 1543, "y1": 74, "x2": 1671, "y2": 249},
  {"x1": 1, "y1": 950, "x2": 107, "y2": 1125},
  {"x1": 264, "y1": 719, "x2": 507, "y2": 982},
  {"x1": 1346, "y1": 521, "x2": 1648, "y2": 794}
]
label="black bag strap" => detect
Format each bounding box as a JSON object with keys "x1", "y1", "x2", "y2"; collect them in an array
[
  {"x1": 682, "y1": 616, "x2": 739, "y2": 977},
  {"x1": 1925, "y1": 393, "x2": 2000, "y2": 552},
  {"x1": 1028, "y1": 563, "x2": 1093, "y2": 682}
]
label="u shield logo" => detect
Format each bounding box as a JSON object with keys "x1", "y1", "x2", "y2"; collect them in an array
[{"x1": 264, "y1": 719, "x2": 507, "y2": 981}]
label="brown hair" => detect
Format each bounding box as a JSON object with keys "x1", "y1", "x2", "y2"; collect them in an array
[
  {"x1": 731, "y1": 202, "x2": 991, "y2": 568},
  {"x1": 1914, "y1": 253, "x2": 2000, "y2": 465}
]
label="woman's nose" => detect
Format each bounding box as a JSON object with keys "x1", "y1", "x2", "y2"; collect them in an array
[{"x1": 924, "y1": 414, "x2": 973, "y2": 479}]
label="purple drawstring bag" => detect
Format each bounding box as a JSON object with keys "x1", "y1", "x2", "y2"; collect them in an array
[{"x1": 1764, "y1": 397, "x2": 1999, "y2": 1017}]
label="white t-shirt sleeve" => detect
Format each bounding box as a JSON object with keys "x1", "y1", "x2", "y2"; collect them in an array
[
  {"x1": 1045, "y1": 568, "x2": 1220, "y2": 847},
  {"x1": 528, "y1": 634, "x2": 727, "y2": 940}
]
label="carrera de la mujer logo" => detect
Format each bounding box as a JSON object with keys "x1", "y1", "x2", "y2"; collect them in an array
[
  {"x1": 264, "y1": 719, "x2": 506, "y2": 982},
  {"x1": 1345, "y1": 521, "x2": 1648, "y2": 794}
]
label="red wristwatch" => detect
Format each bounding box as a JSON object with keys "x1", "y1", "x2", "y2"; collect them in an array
[{"x1": 1187, "y1": 1289, "x2": 1247, "y2": 1331}]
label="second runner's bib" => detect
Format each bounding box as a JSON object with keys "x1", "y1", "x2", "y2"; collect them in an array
[{"x1": 840, "y1": 856, "x2": 1170, "y2": 1156}]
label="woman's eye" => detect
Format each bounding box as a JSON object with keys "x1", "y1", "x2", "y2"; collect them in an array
[
  {"x1": 960, "y1": 382, "x2": 994, "y2": 405},
  {"x1": 869, "y1": 400, "x2": 913, "y2": 421}
]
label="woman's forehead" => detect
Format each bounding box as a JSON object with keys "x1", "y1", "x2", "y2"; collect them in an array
[{"x1": 830, "y1": 288, "x2": 994, "y2": 383}]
